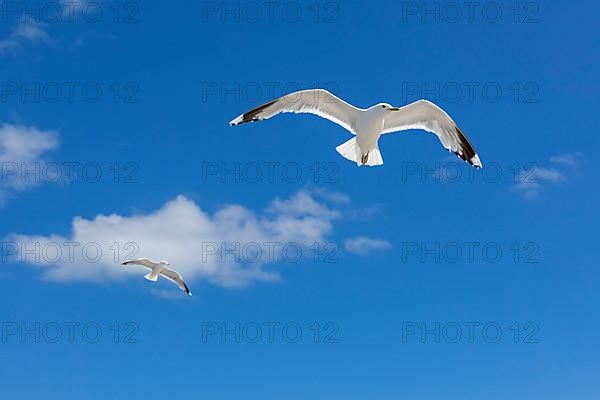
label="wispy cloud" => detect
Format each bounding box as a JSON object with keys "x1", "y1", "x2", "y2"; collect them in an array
[
  {"x1": 0, "y1": 123, "x2": 58, "y2": 205},
  {"x1": 0, "y1": 20, "x2": 49, "y2": 55},
  {"x1": 5, "y1": 190, "x2": 344, "y2": 288},
  {"x1": 306, "y1": 186, "x2": 351, "y2": 205},
  {"x1": 550, "y1": 152, "x2": 583, "y2": 168},
  {"x1": 513, "y1": 152, "x2": 582, "y2": 200},
  {"x1": 0, "y1": 1, "x2": 113, "y2": 55},
  {"x1": 344, "y1": 236, "x2": 391, "y2": 256}
]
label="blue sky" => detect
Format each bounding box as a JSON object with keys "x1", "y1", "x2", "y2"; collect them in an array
[{"x1": 1, "y1": 0, "x2": 599, "y2": 398}]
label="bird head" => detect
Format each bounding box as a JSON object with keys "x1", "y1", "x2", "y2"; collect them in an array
[{"x1": 373, "y1": 103, "x2": 400, "y2": 112}]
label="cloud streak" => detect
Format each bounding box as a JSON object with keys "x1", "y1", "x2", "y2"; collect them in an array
[
  {"x1": 513, "y1": 152, "x2": 582, "y2": 200},
  {"x1": 0, "y1": 20, "x2": 49, "y2": 55},
  {"x1": 344, "y1": 236, "x2": 391, "y2": 256}
]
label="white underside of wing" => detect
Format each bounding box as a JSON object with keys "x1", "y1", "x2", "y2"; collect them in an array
[
  {"x1": 382, "y1": 100, "x2": 483, "y2": 168},
  {"x1": 122, "y1": 258, "x2": 157, "y2": 270},
  {"x1": 229, "y1": 89, "x2": 361, "y2": 135},
  {"x1": 278, "y1": 105, "x2": 358, "y2": 135},
  {"x1": 160, "y1": 268, "x2": 192, "y2": 295}
]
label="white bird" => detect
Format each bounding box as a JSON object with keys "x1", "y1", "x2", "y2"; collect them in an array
[
  {"x1": 121, "y1": 258, "x2": 192, "y2": 296},
  {"x1": 230, "y1": 89, "x2": 482, "y2": 168}
]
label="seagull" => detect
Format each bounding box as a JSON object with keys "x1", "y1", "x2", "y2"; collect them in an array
[
  {"x1": 121, "y1": 258, "x2": 192, "y2": 296},
  {"x1": 230, "y1": 89, "x2": 482, "y2": 168}
]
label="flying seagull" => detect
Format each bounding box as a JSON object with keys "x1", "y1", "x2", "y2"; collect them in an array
[
  {"x1": 121, "y1": 258, "x2": 192, "y2": 296},
  {"x1": 230, "y1": 89, "x2": 482, "y2": 168}
]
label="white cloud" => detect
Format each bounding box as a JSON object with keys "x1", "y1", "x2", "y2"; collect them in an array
[
  {"x1": 4, "y1": 190, "x2": 343, "y2": 288},
  {"x1": 0, "y1": 123, "x2": 59, "y2": 204},
  {"x1": 344, "y1": 236, "x2": 391, "y2": 256},
  {"x1": 513, "y1": 153, "x2": 582, "y2": 200},
  {"x1": 0, "y1": 20, "x2": 49, "y2": 55}
]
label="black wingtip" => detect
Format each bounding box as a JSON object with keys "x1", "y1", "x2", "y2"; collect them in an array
[
  {"x1": 183, "y1": 283, "x2": 192, "y2": 296},
  {"x1": 453, "y1": 126, "x2": 482, "y2": 168},
  {"x1": 230, "y1": 98, "x2": 279, "y2": 127}
]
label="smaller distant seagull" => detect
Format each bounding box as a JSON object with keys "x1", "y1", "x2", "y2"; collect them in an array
[
  {"x1": 121, "y1": 258, "x2": 192, "y2": 296},
  {"x1": 229, "y1": 89, "x2": 482, "y2": 168}
]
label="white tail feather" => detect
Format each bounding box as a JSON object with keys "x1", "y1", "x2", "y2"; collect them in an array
[
  {"x1": 144, "y1": 272, "x2": 158, "y2": 282},
  {"x1": 366, "y1": 148, "x2": 384, "y2": 166},
  {"x1": 335, "y1": 138, "x2": 384, "y2": 167},
  {"x1": 336, "y1": 137, "x2": 360, "y2": 165}
]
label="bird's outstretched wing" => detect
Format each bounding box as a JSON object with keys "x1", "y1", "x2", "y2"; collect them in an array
[
  {"x1": 383, "y1": 100, "x2": 482, "y2": 168},
  {"x1": 121, "y1": 258, "x2": 157, "y2": 270},
  {"x1": 161, "y1": 268, "x2": 192, "y2": 296},
  {"x1": 229, "y1": 89, "x2": 361, "y2": 135}
]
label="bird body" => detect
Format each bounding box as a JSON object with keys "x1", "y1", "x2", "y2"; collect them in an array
[
  {"x1": 348, "y1": 104, "x2": 393, "y2": 166},
  {"x1": 143, "y1": 263, "x2": 165, "y2": 282},
  {"x1": 230, "y1": 89, "x2": 482, "y2": 168},
  {"x1": 121, "y1": 258, "x2": 192, "y2": 296}
]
